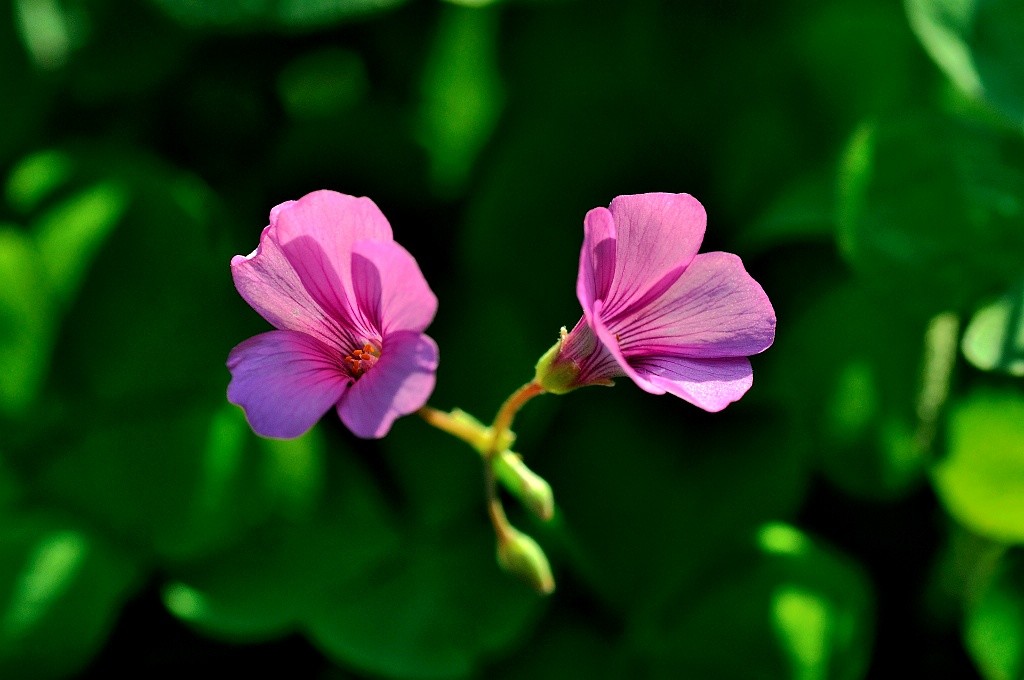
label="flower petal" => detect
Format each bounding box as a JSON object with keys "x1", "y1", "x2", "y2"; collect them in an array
[
  {"x1": 272, "y1": 191, "x2": 394, "y2": 337},
  {"x1": 631, "y1": 355, "x2": 754, "y2": 412},
  {"x1": 230, "y1": 223, "x2": 346, "y2": 351},
  {"x1": 611, "y1": 252, "x2": 776, "y2": 359},
  {"x1": 337, "y1": 331, "x2": 439, "y2": 439},
  {"x1": 598, "y1": 193, "x2": 707, "y2": 318},
  {"x1": 227, "y1": 330, "x2": 349, "y2": 439},
  {"x1": 351, "y1": 239, "x2": 437, "y2": 335},
  {"x1": 577, "y1": 206, "x2": 617, "y2": 312},
  {"x1": 587, "y1": 299, "x2": 664, "y2": 395}
]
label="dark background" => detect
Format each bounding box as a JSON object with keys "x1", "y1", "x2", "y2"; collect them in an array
[{"x1": 2, "y1": 0, "x2": 1024, "y2": 677}]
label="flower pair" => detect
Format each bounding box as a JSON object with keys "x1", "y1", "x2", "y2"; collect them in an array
[{"x1": 227, "y1": 191, "x2": 775, "y2": 439}]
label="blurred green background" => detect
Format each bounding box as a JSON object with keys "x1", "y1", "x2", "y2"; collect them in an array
[{"x1": 2, "y1": 0, "x2": 1024, "y2": 677}]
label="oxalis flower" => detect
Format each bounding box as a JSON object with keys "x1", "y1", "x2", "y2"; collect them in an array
[
  {"x1": 227, "y1": 190, "x2": 439, "y2": 439},
  {"x1": 535, "y1": 193, "x2": 775, "y2": 411}
]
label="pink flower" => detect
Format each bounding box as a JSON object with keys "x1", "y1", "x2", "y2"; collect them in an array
[
  {"x1": 536, "y1": 193, "x2": 775, "y2": 411},
  {"x1": 227, "y1": 190, "x2": 439, "y2": 439}
]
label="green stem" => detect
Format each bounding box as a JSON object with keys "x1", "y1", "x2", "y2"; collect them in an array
[{"x1": 488, "y1": 381, "x2": 545, "y2": 456}]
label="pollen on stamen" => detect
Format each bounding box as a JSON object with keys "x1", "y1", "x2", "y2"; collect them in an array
[{"x1": 342, "y1": 343, "x2": 381, "y2": 378}]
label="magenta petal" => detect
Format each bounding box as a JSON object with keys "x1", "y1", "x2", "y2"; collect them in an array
[
  {"x1": 577, "y1": 206, "x2": 617, "y2": 312},
  {"x1": 231, "y1": 224, "x2": 345, "y2": 351},
  {"x1": 600, "y1": 193, "x2": 706, "y2": 316},
  {"x1": 227, "y1": 330, "x2": 349, "y2": 439},
  {"x1": 631, "y1": 355, "x2": 754, "y2": 412},
  {"x1": 273, "y1": 191, "x2": 394, "y2": 333},
  {"x1": 337, "y1": 331, "x2": 439, "y2": 439},
  {"x1": 612, "y1": 252, "x2": 776, "y2": 359},
  {"x1": 351, "y1": 239, "x2": 438, "y2": 335},
  {"x1": 587, "y1": 299, "x2": 663, "y2": 395}
]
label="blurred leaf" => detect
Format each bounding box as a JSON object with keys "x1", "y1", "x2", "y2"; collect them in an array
[
  {"x1": 964, "y1": 550, "x2": 1024, "y2": 680},
  {"x1": 308, "y1": 524, "x2": 542, "y2": 679},
  {"x1": 5, "y1": 149, "x2": 74, "y2": 214},
  {"x1": 760, "y1": 281, "x2": 930, "y2": 500},
  {"x1": 46, "y1": 148, "x2": 235, "y2": 403},
  {"x1": 13, "y1": 0, "x2": 75, "y2": 70},
  {"x1": 277, "y1": 48, "x2": 368, "y2": 120},
  {"x1": 539, "y1": 388, "x2": 808, "y2": 613},
  {"x1": 631, "y1": 523, "x2": 873, "y2": 679},
  {"x1": 417, "y1": 5, "x2": 503, "y2": 196},
  {"x1": 962, "y1": 279, "x2": 1024, "y2": 376},
  {"x1": 490, "y1": 609, "x2": 627, "y2": 679},
  {"x1": 740, "y1": 171, "x2": 836, "y2": 254},
  {"x1": 798, "y1": 0, "x2": 920, "y2": 122},
  {"x1": 149, "y1": 0, "x2": 408, "y2": 30},
  {"x1": 0, "y1": 226, "x2": 54, "y2": 417},
  {"x1": 380, "y1": 416, "x2": 482, "y2": 530},
  {"x1": 934, "y1": 389, "x2": 1024, "y2": 543},
  {"x1": 907, "y1": 0, "x2": 1024, "y2": 129},
  {"x1": 0, "y1": 512, "x2": 138, "y2": 679},
  {"x1": 32, "y1": 179, "x2": 131, "y2": 307},
  {"x1": 0, "y1": 455, "x2": 20, "y2": 509},
  {"x1": 0, "y1": 2, "x2": 48, "y2": 166},
  {"x1": 166, "y1": 445, "x2": 542, "y2": 677},
  {"x1": 163, "y1": 436, "x2": 384, "y2": 642},
  {"x1": 38, "y1": 401, "x2": 293, "y2": 562},
  {"x1": 837, "y1": 113, "x2": 1024, "y2": 313}
]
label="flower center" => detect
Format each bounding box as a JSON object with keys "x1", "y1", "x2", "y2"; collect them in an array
[{"x1": 343, "y1": 343, "x2": 381, "y2": 378}]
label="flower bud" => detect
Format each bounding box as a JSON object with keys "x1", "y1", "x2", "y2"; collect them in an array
[
  {"x1": 493, "y1": 452, "x2": 555, "y2": 521},
  {"x1": 496, "y1": 526, "x2": 555, "y2": 595}
]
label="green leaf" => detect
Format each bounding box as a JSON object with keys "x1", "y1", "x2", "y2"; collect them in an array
[
  {"x1": 798, "y1": 0, "x2": 920, "y2": 122},
  {"x1": 148, "y1": 0, "x2": 408, "y2": 30},
  {"x1": 541, "y1": 388, "x2": 809, "y2": 612},
  {"x1": 277, "y1": 48, "x2": 368, "y2": 120},
  {"x1": 758, "y1": 281, "x2": 930, "y2": 500},
  {"x1": 46, "y1": 149, "x2": 235, "y2": 403},
  {"x1": 962, "y1": 279, "x2": 1024, "y2": 376},
  {"x1": 837, "y1": 113, "x2": 1024, "y2": 313},
  {"x1": 490, "y1": 609, "x2": 628, "y2": 678},
  {"x1": 0, "y1": 7, "x2": 47, "y2": 167},
  {"x1": 5, "y1": 150, "x2": 74, "y2": 214},
  {"x1": 907, "y1": 0, "x2": 1024, "y2": 130},
  {"x1": 307, "y1": 524, "x2": 543, "y2": 679},
  {"x1": 38, "y1": 401, "x2": 298, "y2": 562},
  {"x1": 0, "y1": 226, "x2": 54, "y2": 417},
  {"x1": 740, "y1": 171, "x2": 837, "y2": 255},
  {"x1": 0, "y1": 512, "x2": 138, "y2": 679},
  {"x1": 32, "y1": 179, "x2": 130, "y2": 307},
  {"x1": 934, "y1": 390, "x2": 1024, "y2": 543},
  {"x1": 631, "y1": 523, "x2": 874, "y2": 680},
  {"x1": 417, "y1": 5, "x2": 504, "y2": 196},
  {"x1": 165, "y1": 445, "x2": 541, "y2": 677},
  {"x1": 163, "y1": 438, "x2": 385, "y2": 642},
  {"x1": 964, "y1": 551, "x2": 1024, "y2": 680}
]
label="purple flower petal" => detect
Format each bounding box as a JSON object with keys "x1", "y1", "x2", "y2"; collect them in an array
[
  {"x1": 610, "y1": 251, "x2": 776, "y2": 360},
  {"x1": 273, "y1": 191, "x2": 394, "y2": 337},
  {"x1": 337, "y1": 330, "x2": 439, "y2": 439},
  {"x1": 631, "y1": 355, "x2": 754, "y2": 412},
  {"x1": 227, "y1": 330, "x2": 350, "y2": 439},
  {"x1": 577, "y1": 206, "x2": 617, "y2": 312},
  {"x1": 587, "y1": 193, "x2": 706, "y2": 320},
  {"x1": 351, "y1": 239, "x2": 438, "y2": 335},
  {"x1": 231, "y1": 223, "x2": 345, "y2": 351}
]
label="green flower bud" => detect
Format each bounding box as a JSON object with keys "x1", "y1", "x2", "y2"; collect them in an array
[
  {"x1": 494, "y1": 452, "x2": 555, "y2": 521},
  {"x1": 496, "y1": 526, "x2": 555, "y2": 595}
]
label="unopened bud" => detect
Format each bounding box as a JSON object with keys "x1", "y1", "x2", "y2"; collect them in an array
[
  {"x1": 496, "y1": 526, "x2": 555, "y2": 595},
  {"x1": 494, "y1": 452, "x2": 555, "y2": 521}
]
